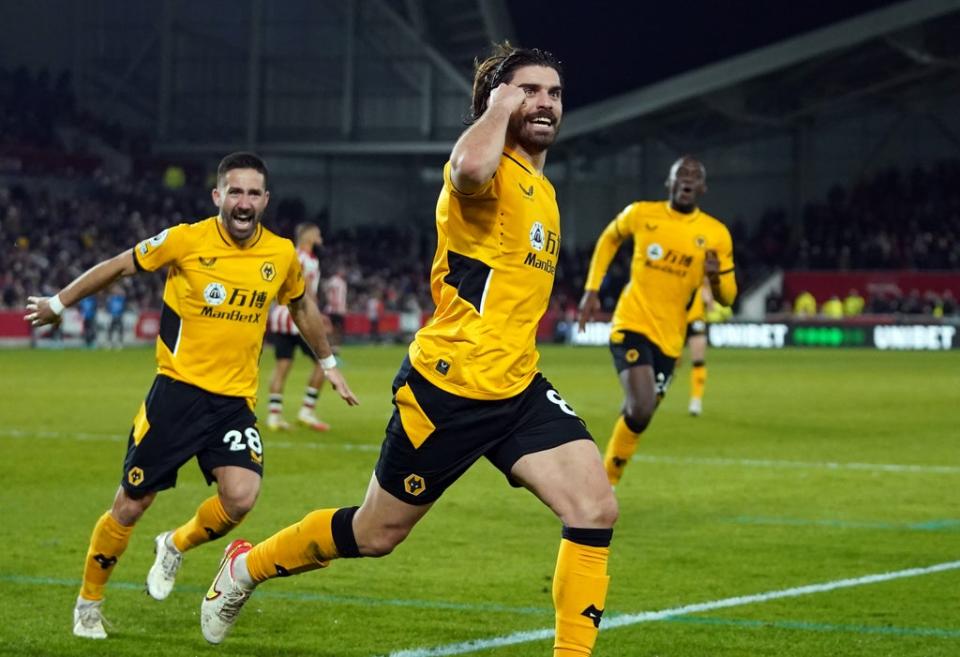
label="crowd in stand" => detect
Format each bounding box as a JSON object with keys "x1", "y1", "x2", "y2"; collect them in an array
[
  {"x1": 738, "y1": 160, "x2": 960, "y2": 273},
  {"x1": 4, "y1": 164, "x2": 959, "y2": 321},
  {"x1": 764, "y1": 286, "x2": 958, "y2": 319},
  {"x1": 0, "y1": 175, "x2": 439, "y2": 319},
  {"x1": 0, "y1": 174, "x2": 205, "y2": 311},
  {"x1": 2, "y1": 67, "x2": 958, "y2": 322}
]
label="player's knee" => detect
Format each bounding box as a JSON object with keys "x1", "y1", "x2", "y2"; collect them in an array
[
  {"x1": 585, "y1": 485, "x2": 619, "y2": 528},
  {"x1": 622, "y1": 402, "x2": 654, "y2": 433},
  {"x1": 561, "y1": 486, "x2": 618, "y2": 529},
  {"x1": 595, "y1": 492, "x2": 619, "y2": 527},
  {"x1": 218, "y1": 488, "x2": 259, "y2": 520},
  {"x1": 113, "y1": 490, "x2": 155, "y2": 525}
]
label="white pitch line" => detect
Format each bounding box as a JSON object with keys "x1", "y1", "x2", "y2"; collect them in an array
[
  {"x1": 382, "y1": 560, "x2": 960, "y2": 657},
  {"x1": 2, "y1": 428, "x2": 958, "y2": 472}
]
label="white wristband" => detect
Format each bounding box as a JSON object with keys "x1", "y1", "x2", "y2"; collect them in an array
[
  {"x1": 48, "y1": 294, "x2": 65, "y2": 316},
  {"x1": 319, "y1": 354, "x2": 337, "y2": 371}
]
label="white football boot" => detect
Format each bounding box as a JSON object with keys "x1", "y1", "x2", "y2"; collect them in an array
[
  {"x1": 146, "y1": 531, "x2": 183, "y2": 600},
  {"x1": 688, "y1": 397, "x2": 703, "y2": 417},
  {"x1": 72, "y1": 597, "x2": 108, "y2": 639},
  {"x1": 201, "y1": 539, "x2": 255, "y2": 644}
]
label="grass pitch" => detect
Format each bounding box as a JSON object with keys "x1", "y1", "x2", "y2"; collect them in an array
[{"x1": 0, "y1": 344, "x2": 957, "y2": 656}]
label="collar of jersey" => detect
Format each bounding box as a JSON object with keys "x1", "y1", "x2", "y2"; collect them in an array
[
  {"x1": 502, "y1": 146, "x2": 543, "y2": 179},
  {"x1": 214, "y1": 216, "x2": 264, "y2": 248},
  {"x1": 663, "y1": 201, "x2": 701, "y2": 222}
]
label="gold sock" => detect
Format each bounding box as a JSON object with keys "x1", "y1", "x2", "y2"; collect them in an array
[
  {"x1": 553, "y1": 536, "x2": 611, "y2": 656},
  {"x1": 690, "y1": 364, "x2": 707, "y2": 401},
  {"x1": 245, "y1": 508, "x2": 342, "y2": 582},
  {"x1": 171, "y1": 495, "x2": 240, "y2": 552},
  {"x1": 603, "y1": 416, "x2": 640, "y2": 485},
  {"x1": 79, "y1": 511, "x2": 134, "y2": 601}
]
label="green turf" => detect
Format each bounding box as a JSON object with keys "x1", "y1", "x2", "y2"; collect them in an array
[{"x1": 0, "y1": 345, "x2": 957, "y2": 656}]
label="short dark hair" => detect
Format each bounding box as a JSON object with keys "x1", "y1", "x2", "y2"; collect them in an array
[
  {"x1": 468, "y1": 41, "x2": 563, "y2": 124},
  {"x1": 217, "y1": 151, "x2": 269, "y2": 188}
]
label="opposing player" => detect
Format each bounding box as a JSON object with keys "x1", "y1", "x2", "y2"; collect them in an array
[
  {"x1": 199, "y1": 43, "x2": 617, "y2": 657},
  {"x1": 24, "y1": 152, "x2": 358, "y2": 639},
  {"x1": 578, "y1": 156, "x2": 736, "y2": 486},
  {"x1": 266, "y1": 222, "x2": 332, "y2": 431},
  {"x1": 684, "y1": 278, "x2": 712, "y2": 416},
  {"x1": 323, "y1": 266, "x2": 348, "y2": 351}
]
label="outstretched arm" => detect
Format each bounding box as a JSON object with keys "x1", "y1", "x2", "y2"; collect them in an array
[
  {"x1": 577, "y1": 220, "x2": 626, "y2": 331},
  {"x1": 289, "y1": 294, "x2": 359, "y2": 406},
  {"x1": 25, "y1": 249, "x2": 138, "y2": 327}
]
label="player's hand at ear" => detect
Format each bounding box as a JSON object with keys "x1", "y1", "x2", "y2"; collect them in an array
[{"x1": 325, "y1": 368, "x2": 360, "y2": 406}]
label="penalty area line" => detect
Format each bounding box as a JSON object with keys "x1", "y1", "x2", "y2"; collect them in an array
[{"x1": 380, "y1": 559, "x2": 960, "y2": 657}]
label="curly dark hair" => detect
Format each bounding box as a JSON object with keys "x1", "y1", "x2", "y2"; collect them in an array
[{"x1": 468, "y1": 41, "x2": 563, "y2": 124}]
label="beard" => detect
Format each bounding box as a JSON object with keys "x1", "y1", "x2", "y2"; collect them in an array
[
  {"x1": 224, "y1": 207, "x2": 261, "y2": 242},
  {"x1": 509, "y1": 112, "x2": 560, "y2": 155}
]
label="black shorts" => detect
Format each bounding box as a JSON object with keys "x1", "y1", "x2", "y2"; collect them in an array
[
  {"x1": 273, "y1": 333, "x2": 315, "y2": 360},
  {"x1": 375, "y1": 358, "x2": 593, "y2": 505},
  {"x1": 121, "y1": 375, "x2": 264, "y2": 494},
  {"x1": 685, "y1": 318, "x2": 707, "y2": 341},
  {"x1": 609, "y1": 330, "x2": 676, "y2": 398}
]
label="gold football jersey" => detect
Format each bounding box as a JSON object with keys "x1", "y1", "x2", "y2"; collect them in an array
[
  {"x1": 687, "y1": 282, "x2": 705, "y2": 324},
  {"x1": 585, "y1": 201, "x2": 735, "y2": 358},
  {"x1": 410, "y1": 147, "x2": 561, "y2": 399},
  {"x1": 134, "y1": 217, "x2": 304, "y2": 400}
]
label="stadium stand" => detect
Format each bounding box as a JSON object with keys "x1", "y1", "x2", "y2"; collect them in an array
[{"x1": 4, "y1": 159, "x2": 959, "y2": 323}]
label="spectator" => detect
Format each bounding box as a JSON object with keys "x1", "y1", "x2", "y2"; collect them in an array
[
  {"x1": 106, "y1": 285, "x2": 126, "y2": 349},
  {"x1": 941, "y1": 290, "x2": 957, "y2": 317},
  {"x1": 843, "y1": 289, "x2": 865, "y2": 317},
  {"x1": 366, "y1": 289, "x2": 382, "y2": 343},
  {"x1": 900, "y1": 289, "x2": 924, "y2": 315},
  {"x1": 78, "y1": 294, "x2": 97, "y2": 348},
  {"x1": 794, "y1": 291, "x2": 817, "y2": 317},
  {"x1": 821, "y1": 295, "x2": 843, "y2": 319}
]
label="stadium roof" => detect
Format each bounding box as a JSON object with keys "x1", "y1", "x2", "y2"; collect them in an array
[
  {"x1": 554, "y1": 0, "x2": 960, "y2": 155},
  {"x1": 287, "y1": 0, "x2": 960, "y2": 156},
  {"x1": 73, "y1": 0, "x2": 960, "y2": 156}
]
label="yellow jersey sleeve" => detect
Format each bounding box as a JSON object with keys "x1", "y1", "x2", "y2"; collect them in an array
[
  {"x1": 133, "y1": 224, "x2": 189, "y2": 272},
  {"x1": 443, "y1": 161, "x2": 497, "y2": 201},
  {"x1": 715, "y1": 223, "x2": 735, "y2": 273},
  {"x1": 710, "y1": 223, "x2": 737, "y2": 306},
  {"x1": 277, "y1": 250, "x2": 306, "y2": 306},
  {"x1": 584, "y1": 204, "x2": 634, "y2": 291}
]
